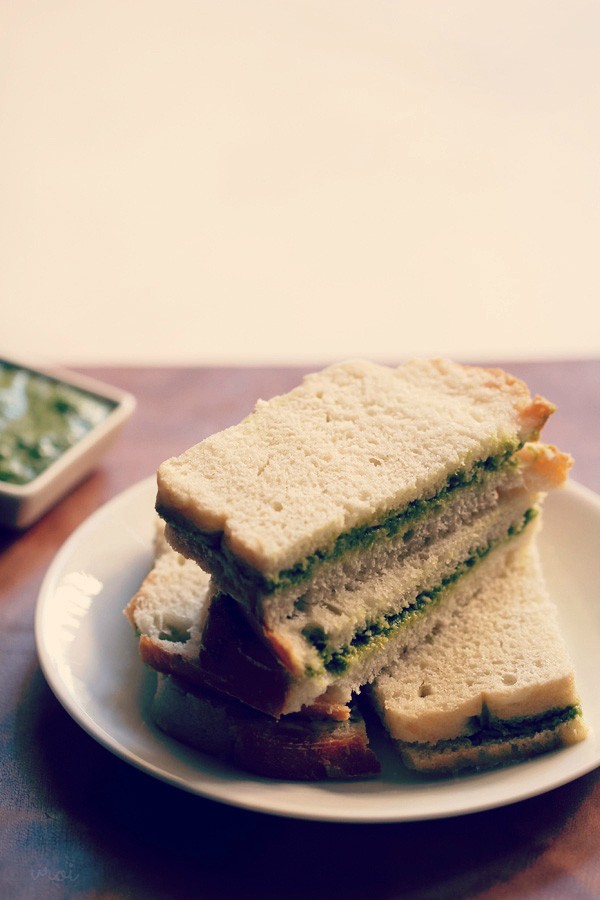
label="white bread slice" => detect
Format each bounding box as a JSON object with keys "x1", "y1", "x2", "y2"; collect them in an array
[
  {"x1": 370, "y1": 541, "x2": 586, "y2": 773},
  {"x1": 156, "y1": 358, "x2": 555, "y2": 580}
]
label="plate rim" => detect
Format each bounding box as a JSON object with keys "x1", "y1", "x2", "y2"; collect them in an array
[{"x1": 34, "y1": 477, "x2": 600, "y2": 823}]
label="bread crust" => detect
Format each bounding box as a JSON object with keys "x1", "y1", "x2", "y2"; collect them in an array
[{"x1": 151, "y1": 674, "x2": 380, "y2": 780}]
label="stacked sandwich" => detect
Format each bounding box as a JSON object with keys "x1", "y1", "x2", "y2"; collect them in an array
[{"x1": 126, "y1": 359, "x2": 586, "y2": 778}]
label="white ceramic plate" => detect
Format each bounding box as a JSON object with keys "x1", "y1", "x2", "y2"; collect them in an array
[{"x1": 35, "y1": 478, "x2": 600, "y2": 822}]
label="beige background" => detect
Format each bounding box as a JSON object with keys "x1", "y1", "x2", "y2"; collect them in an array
[{"x1": 1, "y1": 1, "x2": 599, "y2": 366}]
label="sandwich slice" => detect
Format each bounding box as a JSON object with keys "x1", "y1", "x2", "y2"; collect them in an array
[
  {"x1": 125, "y1": 524, "x2": 380, "y2": 779},
  {"x1": 369, "y1": 539, "x2": 587, "y2": 774},
  {"x1": 155, "y1": 358, "x2": 570, "y2": 714}
]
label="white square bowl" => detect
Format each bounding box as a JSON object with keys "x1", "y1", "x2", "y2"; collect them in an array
[{"x1": 0, "y1": 357, "x2": 136, "y2": 529}]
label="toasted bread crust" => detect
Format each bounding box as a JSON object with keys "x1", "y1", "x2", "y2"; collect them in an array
[{"x1": 151, "y1": 675, "x2": 380, "y2": 780}]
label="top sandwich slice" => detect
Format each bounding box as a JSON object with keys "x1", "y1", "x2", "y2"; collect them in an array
[{"x1": 157, "y1": 358, "x2": 553, "y2": 585}]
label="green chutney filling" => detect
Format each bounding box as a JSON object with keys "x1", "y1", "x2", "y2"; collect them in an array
[
  {"x1": 408, "y1": 704, "x2": 582, "y2": 752},
  {"x1": 0, "y1": 361, "x2": 116, "y2": 485},
  {"x1": 158, "y1": 442, "x2": 522, "y2": 600},
  {"x1": 303, "y1": 508, "x2": 538, "y2": 675}
]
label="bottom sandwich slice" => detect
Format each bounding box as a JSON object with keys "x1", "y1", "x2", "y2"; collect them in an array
[
  {"x1": 368, "y1": 540, "x2": 587, "y2": 774},
  {"x1": 151, "y1": 673, "x2": 380, "y2": 780}
]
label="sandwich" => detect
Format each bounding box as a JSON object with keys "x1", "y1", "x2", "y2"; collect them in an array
[
  {"x1": 155, "y1": 358, "x2": 570, "y2": 714},
  {"x1": 123, "y1": 358, "x2": 585, "y2": 780},
  {"x1": 369, "y1": 537, "x2": 587, "y2": 773},
  {"x1": 125, "y1": 524, "x2": 380, "y2": 779}
]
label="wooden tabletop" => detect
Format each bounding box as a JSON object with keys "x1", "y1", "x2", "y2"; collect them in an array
[{"x1": 2, "y1": 360, "x2": 600, "y2": 900}]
